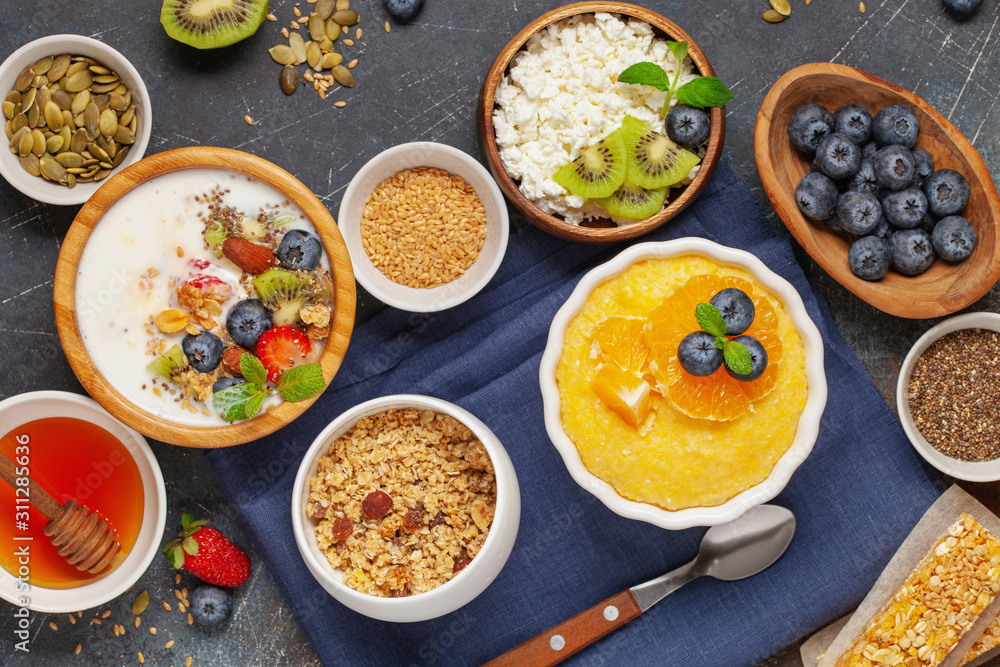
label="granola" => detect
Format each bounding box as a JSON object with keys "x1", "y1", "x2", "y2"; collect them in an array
[{"x1": 307, "y1": 408, "x2": 497, "y2": 597}]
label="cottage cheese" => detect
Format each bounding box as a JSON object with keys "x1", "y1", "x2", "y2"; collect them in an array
[{"x1": 493, "y1": 13, "x2": 700, "y2": 224}]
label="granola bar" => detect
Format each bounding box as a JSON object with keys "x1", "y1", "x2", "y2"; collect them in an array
[
  {"x1": 960, "y1": 614, "x2": 1000, "y2": 666},
  {"x1": 835, "y1": 513, "x2": 1000, "y2": 667},
  {"x1": 307, "y1": 408, "x2": 497, "y2": 597}
]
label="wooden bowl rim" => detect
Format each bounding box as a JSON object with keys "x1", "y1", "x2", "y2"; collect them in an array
[
  {"x1": 479, "y1": 1, "x2": 725, "y2": 244},
  {"x1": 53, "y1": 146, "x2": 356, "y2": 448},
  {"x1": 754, "y1": 62, "x2": 1000, "y2": 319}
]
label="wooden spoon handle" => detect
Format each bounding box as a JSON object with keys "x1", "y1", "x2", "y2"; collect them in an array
[
  {"x1": 0, "y1": 449, "x2": 64, "y2": 520},
  {"x1": 481, "y1": 590, "x2": 642, "y2": 667}
]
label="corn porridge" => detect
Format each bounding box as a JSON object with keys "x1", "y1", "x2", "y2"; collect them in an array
[{"x1": 555, "y1": 255, "x2": 807, "y2": 510}]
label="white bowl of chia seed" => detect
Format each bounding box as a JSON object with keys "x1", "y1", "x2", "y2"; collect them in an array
[{"x1": 896, "y1": 312, "x2": 1000, "y2": 481}]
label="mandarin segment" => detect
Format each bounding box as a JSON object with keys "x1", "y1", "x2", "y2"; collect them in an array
[
  {"x1": 591, "y1": 316, "x2": 649, "y2": 373},
  {"x1": 591, "y1": 363, "x2": 653, "y2": 428}
]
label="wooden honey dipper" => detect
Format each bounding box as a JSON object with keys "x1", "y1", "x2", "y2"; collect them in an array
[{"x1": 0, "y1": 452, "x2": 119, "y2": 574}]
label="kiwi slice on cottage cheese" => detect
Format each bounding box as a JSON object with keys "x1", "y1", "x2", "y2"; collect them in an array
[
  {"x1": 595, "y1": 179, "x2": 667, "y2": 221},
  {"x1": 621, "y1": 115, "x2": 701, "y2": 190},
  {"x1": 552, "y1": 129, "x2": 627, "y2": 200}
]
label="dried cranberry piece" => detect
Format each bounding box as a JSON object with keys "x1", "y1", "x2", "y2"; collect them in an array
[
  {"x1": 331, "y1": 517, "x2": 353, "y2": 540},
  {"x1": 362, "y1": 491, "x2": 393, "y2": 519},
  {"x1": 403, "y1": 508, "x2": 424, "y2": 532},
  {"x1": 453, "y1": 557, "x2": 472, "y2": 574}
]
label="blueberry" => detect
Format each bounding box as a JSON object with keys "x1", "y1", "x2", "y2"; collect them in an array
[
  {"x1": 869, "y1": 216, "x2": 893, "y2": 243},
  {"x1": 724, "y1": 336, "x2": 768, "y2": 382},
  {"x1": 189, "y1": 586, "x2": 233, "y2": 628},
  {"x1": 678, "y1": 331, "x2": 723, "y2": 377},
  {"x1": 212, "y1": 376, "x2": 248, "y2": 393},
  {"x1": 836, "y1": 190, "x2": 882, "y2": 235},
  {"x1": 923, "y1": 169, "x2": 970, "y2": 217},
  {"x1": 846, "y1": 159, "x2": 879, "y2": 195},
  {"x1": 932, "y1": 215, "x2": 977, "y2": 261},
  {"x1": 848, "y1": 236, "x2": 891, "y2": 281},
  {"x1": 709, "y1": 288, "x2": 755, "y2": 336},
  {"x1": 665, "y1": 104, "x2": 710, "y2": 150},
  {"x1": 276, "y1": 230, "x2": 323, "y2": 271},
  {"x1": 943, "y1": 0, "x2": 984, "y2": 16},
  {"x1": 815, "y1": 132, "x2": 862, "y2": 180},
  {"x1": 911, "y1": 147, "x2": 935, "y2": 186},
  {"x1": 796, "y1": 172, "x2": 839, "y2": 221},
  {"x1": 881, "y1": 187, "x2": 928, "y2": 229},
  {"x1": 226, "y1": 299, "x2": 273, "y2": 349},
  {"x1": 890, "y1": 229, "x2": 936, "y2": 275},
  {"x1": 862, "y1": 141, "x2": 878, "y2": 160},
  {"x1": 873, "y1": 145, "x2": 916, "y2": 191},
  {"x1": 873, "y1": 104, "x2": 920, "y2": 148},
  {"x1": 182, "y1": 331, "x2": 224, "y2": 373},
  {"x1": 384, "y1": 0, "x2": 425, "y2": 20},
  {"x1": 788, "y1": 103, "x2": 834, "y2": 154},
  {"x1": 834, "y1": 104, "x2": 872, "y2": 145}
]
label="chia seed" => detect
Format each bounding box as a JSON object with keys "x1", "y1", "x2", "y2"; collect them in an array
[{"x1": 907, "y1": 328, "x2": 1000, "y2": 462}]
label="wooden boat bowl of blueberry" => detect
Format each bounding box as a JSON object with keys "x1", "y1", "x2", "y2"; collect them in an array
[{"x1": 754, "y1": 62, "x2": 1000, "y2": 319}]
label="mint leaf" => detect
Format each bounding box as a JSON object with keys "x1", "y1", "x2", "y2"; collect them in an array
[
  {"x1": 618, "y1": 62, "x2": 669, "y2": 91},
  {"x1": 245, "y1": 392, "x2": 265, "y2": 419},
  {"x1": 695, "y1": 303, "x2": 728, "y2": 338},
  {"x1": 240, "y1": 352, "x2": 268, "y2": 386},
  {"x1": 668, "y1": 40, "x2": 689, "y2": 66},
  {"x1": 213, "y1": 383, "x2": 266, "y2": 422},
  {"x1": 676, "y1": 77, "x2": 734, "y2": 108},
  {"x1": 714, "y1": 336, "x2": 727, "y2": 350},
  {"x1": 723, "y1": 340, "x2": 753, "y2": 376},
  {"x1": 277, "y1": 363, "x2": 326, "y2": 402}
]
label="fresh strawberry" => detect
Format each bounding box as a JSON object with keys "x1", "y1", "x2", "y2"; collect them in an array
[
  {"x1": 255, "y1": 326, "x2": 312, "y2": 384},
  {"x1": 163, "y1": 514, "x2": 250, "y2": 587}
]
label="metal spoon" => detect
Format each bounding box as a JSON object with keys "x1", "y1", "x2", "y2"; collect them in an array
[{"x1": 482, "y1": 504, "x2": 796, "y2": 667}]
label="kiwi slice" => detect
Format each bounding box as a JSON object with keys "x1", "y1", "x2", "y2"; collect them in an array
[
  {"x1": 620, "y1": 115, "x2": 701, "y2": 190},
  {"x1": 205, "y1": 220, "x2": 228, "y2": 257},
  {"x1": 552, "y1": 129, "x2": 627, "y2": 200},
  {"x1": 147, "y1": 344, "x2": 185, "y2": 380},
  {"x1": 257, "y1": 271, "x2": 321, "y2": 327},
  {"x1": 160, "y1": 0, "x2": 270, "y2": 50},
  {"x1": 594, "y1": 179, "x2": 667, "y2": 221}
]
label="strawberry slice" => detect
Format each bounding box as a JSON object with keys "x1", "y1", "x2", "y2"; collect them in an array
[{"x1": 255, "y1": 326, "x2": 312, "y2": 384}]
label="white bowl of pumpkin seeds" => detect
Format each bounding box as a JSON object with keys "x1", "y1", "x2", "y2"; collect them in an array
[{"x1": 0, "y1": 34, "x2": 152, "y2": 206}]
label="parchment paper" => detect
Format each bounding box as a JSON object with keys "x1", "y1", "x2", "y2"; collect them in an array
[{"x1": 817, "y1": 485, "x2": 1000, "y2": 667}]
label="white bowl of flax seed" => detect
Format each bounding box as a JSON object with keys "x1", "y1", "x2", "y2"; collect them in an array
[
  {"x1": 897, "y1": 312, "x2": 1000, "y2": 481},
  {"x1": 338, "y1": 142, "x2": 509, "y2": 313}
]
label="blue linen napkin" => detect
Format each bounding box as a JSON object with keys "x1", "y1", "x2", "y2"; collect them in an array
[{"x1": 205, "y1": 162, "x2": 941, "y2": 666}]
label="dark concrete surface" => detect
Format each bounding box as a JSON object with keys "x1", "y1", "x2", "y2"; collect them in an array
[{"x1": 1, "y1": 0, "x2": 999, "y2": 665}]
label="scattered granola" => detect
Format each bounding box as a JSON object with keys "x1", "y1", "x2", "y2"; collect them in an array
[{"x1": 308, "y1": 408, "x2": 497, "y2": 597}]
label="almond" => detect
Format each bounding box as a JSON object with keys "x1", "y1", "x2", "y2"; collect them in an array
[
  {"x1": 222, "y1": 238, "x2": 275, "y2": 274},
  {"x1": 222, "y1": 348, "x2": 246, "y2": 375}
]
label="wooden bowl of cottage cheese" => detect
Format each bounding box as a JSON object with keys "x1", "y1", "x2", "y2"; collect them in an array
[{"x1": 479, "y1": 2, "x2": 725, "y2": 244}]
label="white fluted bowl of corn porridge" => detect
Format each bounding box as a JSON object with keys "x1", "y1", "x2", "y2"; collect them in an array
[
  {"x1": 292, "y1": 395, "x2": 520, "y2": 622},
  {"x1": 539, "y1": 238, "x2": 827, "y2": 529}
]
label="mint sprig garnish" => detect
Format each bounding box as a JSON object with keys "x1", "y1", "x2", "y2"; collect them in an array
[
  {"x1": 722, "y1": 340, "x2": 753, "y2": 376},
  {"x1": 694, "y1": 302, "x2": 753, "y2": 375},
  {"x1": 618, "y1": 42, "x2": 734, "y2": 117},
  {"x1": 695, "y1": 302, "x2": 727, "y2": 338},
  {"x1": 213, "y1": 383, "x2": 267, "y2": 422},
  {"x1": 277, "y1": 363, "x2": 326, "y2": 402},
  {"x1": 240, "y1": 352, "x2": 268, "y2": 386}
]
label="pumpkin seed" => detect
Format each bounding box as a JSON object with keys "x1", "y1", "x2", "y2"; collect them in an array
[
  {"x1": 99, "y1": 108, "x2": 117, "y2": 137},
  {"x1": 326, "y1": 19, "x2": 341, "y2": 41},
  {"x1": 113, "y1": 146, "x2": 128, "y2": 167},
  {"x1": 65, "y1": 70, "x2": 93, "y2": 93},
  {"x1": 21, "y1": 88, "x2": 36, "y2": 113},
  {"x1": 120, "y1": 106, "x2": 135, "y2": 127},
  {"x1": 129, "y1": 116, "x2": 136, "y2": 134},
  {"x1": 45, "y1": 134, "x2": 64, "y2": 154},
  {"x1": 35, "y1": 87, "x2": 50, "y2": 113},
  {"x1": 44, "y1": 101, "x2": 64, "y2": 131},
  {"x1": 54, "y1": 152, "x2": 85, "y2": 168},
  {"x1": 317, "y1": 36, "x2": 334, "y2": 51},
  {"x1": 270, "y1": 45, "x2": 296, "y2": 66},
  {"x1": 30, "y1": 129, "x2": 45, "y2": 156},
  {"x1": 65, "y1": 167, "x2": 86, "y2": 174},
  {"x1": 71, "y1": 89, "x2": 91, "y2": 115},
  {"x1": 90, "y1": 81, "x2": 120, "y2": 94},
  {"x1": 108, "y1": 93, "x2": 127, "y2": 111},
  {"x1": 39, "y1": 156, "x2": 66, "y2": 181},
  {"x1": 310, "y1": 14, "x2": 326, "y2": 41},
  {"x1": 88, "y1": 65, "x2": 112, "y2": 75},
  {"x1": 51, "y1": 89, "x2": 72, "y2": 110},
  {"x1": 65, "y1": 173, "x2": 76, "y2": 188},
  {"x1": 84, "y1": 103, "x2": 99, "y2": 138},
  {"x1": 6, "y1": 91, "x2": 20, "y2": 105},
  {"x1": 289, "y1": 32, "x2": 308, "y2": 63},
  {"x1": 71, "y1": 128, "x2": 88, "y2": 154},
  {"x1": 31, "y1": 56, "x2": 53, "y2": 76},
  {"x1": 98, "y1": 160, "x2": 113, "y2": 169},
  {"x1": 14, "y1": 68, "x2": 33, "y2": 92},
  {"x1": 762, "y1": 9, "x2": 787, "y2": 21},
  {"x1": 316, "y1": 0, "x2": 335, "y2": 20},
  {"x1": 20, "y1": 154, "x2": 40, "y2": 176},
  {"x1": 58, "y1": 125, "x2": 71, "y2": 151},
  {"x1": 97, "y1": 134, "x2": 117, "y2": 158},
  {"x1": 66, "y1": 61, "x2": 89, "y2": 77},
  {"x1": 769, "y1": 0, "x2": 791, "y2": 15},
  {"x1": 336, "y1": 0, "x2": 350, "y2": 9},
  {"x1": 11, "y1": 113, "x2": 27, "y2": 133},
  {"x1": 322, "y1": 52, "x2": 342, "y2": 69},
  {"x1": 333, "y1": 9, "x2": 359, "y2": 26},
  {"x1": 47, "y1": 54, "x2": 71, "y2": 82},
  {"x1": 93, "y1": 74, "x2": 119, "y2": 85},
  {"x1": 2, "y1": 102, "x2": 13, "y2": 120},
  {"x1": 87, "y1": 142, "x2": 110, "y2": 162},
  {"x1": 94, "y1": 168, "x2": 110, "y2": 181},
  {"x1": 18, "y1": 131, "x2": 34, "y2": 157},
  {"x1": 26, "y1": 104, "x2": 39, "y2": 129},
  {"x1": 62, "y1": 110, "x2": 75, "y2": 132},
  {"x1": 92, "y1": 94, "x2": 110, "y2": 112},
  {"x1": 280, "y1": 65, "x2": 298, "y2": 95},
  {"x1": 9, "y1": 126, "x2": 28, "y2": 150},
  {"x1": 83, "y1": 158, "x2": 99, "y2": 168},
  {"x1": 307, "y1": 42, "x2": 322, "y2": 69},
  {"x1": 4, "y1": 120, "x2": 11, "y2": 141},
  {"x1": 332, "y1": 65, "x2": 354, "y2": 87},
  {"x1": 113, "y1": 125, "x2": 134, "y2": 145}
]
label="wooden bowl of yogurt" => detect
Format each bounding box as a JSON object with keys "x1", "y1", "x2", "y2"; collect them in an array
[
  {"x1": 479, "y1": 2, "x2": 725, "y2": 244},
  {"x1": 53, "y1": 147, "x2": 356, "y2": 448}
]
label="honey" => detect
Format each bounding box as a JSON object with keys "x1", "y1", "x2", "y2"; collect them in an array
[{"x1": 0, "y1": 417, "x2": 144, "y2": 589}]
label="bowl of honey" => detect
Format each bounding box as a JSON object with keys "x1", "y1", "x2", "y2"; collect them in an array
[{"x1": 0, "y1": 391, "x2": 166, "y2": 612}]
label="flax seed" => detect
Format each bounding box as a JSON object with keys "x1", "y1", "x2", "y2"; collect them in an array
[
  {"x1": 75, "y1": 644, "x2": 81, "y2": 655},
  {"x1": 334, "y1": 101, "x2": 346, "y2": 107},
  {"x1": 343, "y1": 38, "x2": 354, "y2": 46},
  {"x1": 150, "y1": 627, "x2": 157, "y2": 635},
  {"x1": 385, "y1": 21, "x2": 391, "y2": 32},
  {"x1": 188, "y1": 613, "x2": 193, "y2": 625},
  {"x1": 266, "y1": 13, "x2": 277, "y2": 21},
  {"x1": 135, "y1": 616, "x2": 141, "y2": 628},
  {"x1": 163, "y1": 601, "x2": 172, "y2": 611},
  {"x1": 244, "y1": 115, "x2": 254, "y2": 126},
  {"x1": 68, "y1": 614, "x2": 76, "y2": 625},
  {"x1": 859, "y1": 1, "x2": 865, "y2": 11},
  {"x1": 187, "y1": 657, "x2": 193, "y2": 667},
  {"x1": 356, "y1": 28, "x2": 362, "y2": 39},
  {"x1": 92, "y1": 618, "x2": 102, "y2": 625},
  {"x1": 101, "y1": 609, "x2": 111, "y2": 618},
  {"x1": 166, "y1": 640, "x2": 175, "y2": 649},
  {"x1": 348, "y1": 59, "x2": 358, "y2": 69},
  {"x1": 49, "y1": 620, "x2": 58, "y2": 631},
  {"x1": 138, "y1": 652, "x2": 145, "y2": 664}
]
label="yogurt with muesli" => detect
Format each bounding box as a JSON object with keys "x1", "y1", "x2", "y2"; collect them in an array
[{"x1": 75, "y1": 169, "x2": 332, "y2": 427}]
